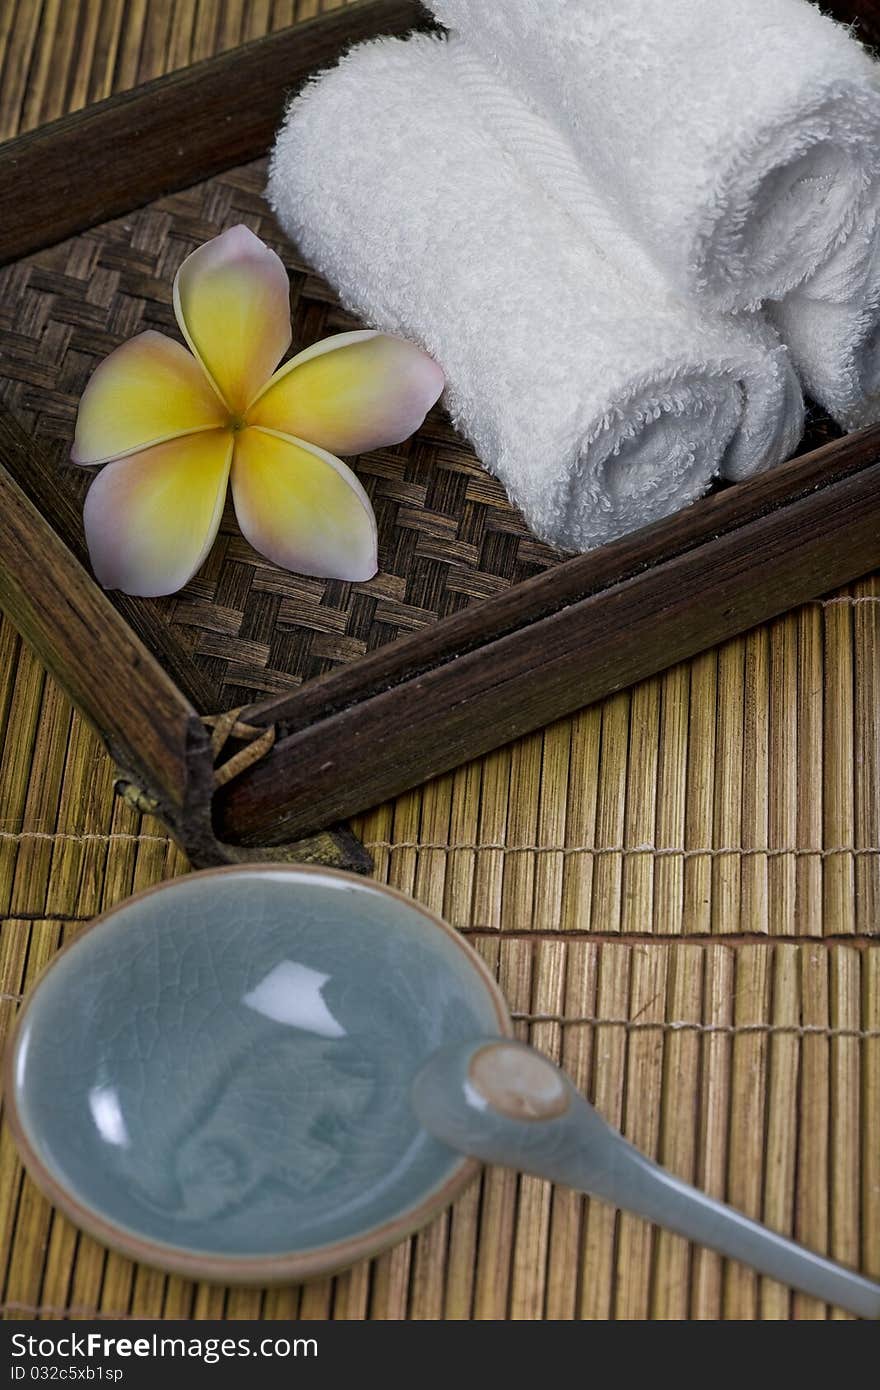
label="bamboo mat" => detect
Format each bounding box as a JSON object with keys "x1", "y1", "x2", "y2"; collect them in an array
[{"x1": 1, "y1": 0, "x2": 879, "y2": 1323}]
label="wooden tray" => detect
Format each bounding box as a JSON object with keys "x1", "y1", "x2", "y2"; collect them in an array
[{"x1": 1, "y1": 0, "x2": 879, "y2": 870}]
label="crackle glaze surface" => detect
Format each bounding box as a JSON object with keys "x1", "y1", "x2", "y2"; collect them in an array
[{"x1": 11, "y1": 870, "x2": 505, "y2": 1259}]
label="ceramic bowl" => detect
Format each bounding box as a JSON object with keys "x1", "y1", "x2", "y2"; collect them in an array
[{"x1": 5, "y1": 865, "x2": 511, "y2": 1282}]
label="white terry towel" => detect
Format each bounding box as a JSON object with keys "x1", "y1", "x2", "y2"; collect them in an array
[
  {"x1": 769, "y1": 194, "x2": 880, "y2": 431},
  {"x1": 428, "y1": 0, "x2": 880, "y2": 311},
  {"x1": 267, "y1": 34, "x2": 803, "y2": 553}
]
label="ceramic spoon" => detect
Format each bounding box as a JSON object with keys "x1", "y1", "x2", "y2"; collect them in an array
[{"x1": 413, "y1": 1038, "x2": 880, "y2": 1319}]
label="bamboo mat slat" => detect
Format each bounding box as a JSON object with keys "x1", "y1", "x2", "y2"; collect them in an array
[{"x1": 1, "y1": 0, "x2": 879, "y2": 1322}]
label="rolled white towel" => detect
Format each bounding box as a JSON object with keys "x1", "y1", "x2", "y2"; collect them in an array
[
  {"x1": 769, "y1": 195, "x2": 880, "y2": 430},
  {"x1": 428, "y1": 0, "x2": 880, "y2": 311},
  {"x1": 267, "y1": 34, "x2": 803, "y2": 553}
]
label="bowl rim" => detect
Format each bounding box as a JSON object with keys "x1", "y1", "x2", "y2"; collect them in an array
[{"x1": 4, "y1": 862, "x2": 513, "y2": 1284}]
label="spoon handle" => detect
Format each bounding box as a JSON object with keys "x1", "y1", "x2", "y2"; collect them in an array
[{"x1": 594, "y1": 1139, "x2": 880, "y2": 1319}]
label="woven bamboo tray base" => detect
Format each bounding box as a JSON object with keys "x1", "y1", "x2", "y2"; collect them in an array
[{"x1": 1, "y1": 0, "x2": 879, "y2": 1322}]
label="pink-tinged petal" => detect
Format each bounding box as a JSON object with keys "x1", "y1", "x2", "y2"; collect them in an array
[
  {"x1": 83, "y1": 430, "x2": 233, "y2": 597},
  {"x1": 173, "y1": 224, "x2": 292, "y2": 413},
  {"x1": 72, "y1": 331, "x2": 227, "y2": 465},
  {"x1": 231, "y1": 426, "x2": 377, "y2": 581},
  {"x1": 247, "y1": 330, "x2": 445, "y2": 454}
]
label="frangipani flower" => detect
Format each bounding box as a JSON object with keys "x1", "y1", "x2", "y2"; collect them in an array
[{"x1": 73, "y1": 225, "x2": 444, "y2": 597}]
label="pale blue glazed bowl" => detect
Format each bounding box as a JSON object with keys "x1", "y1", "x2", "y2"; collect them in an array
[{"x1": 7, "y1": 866, "x2": 510, "y2": 1282}]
